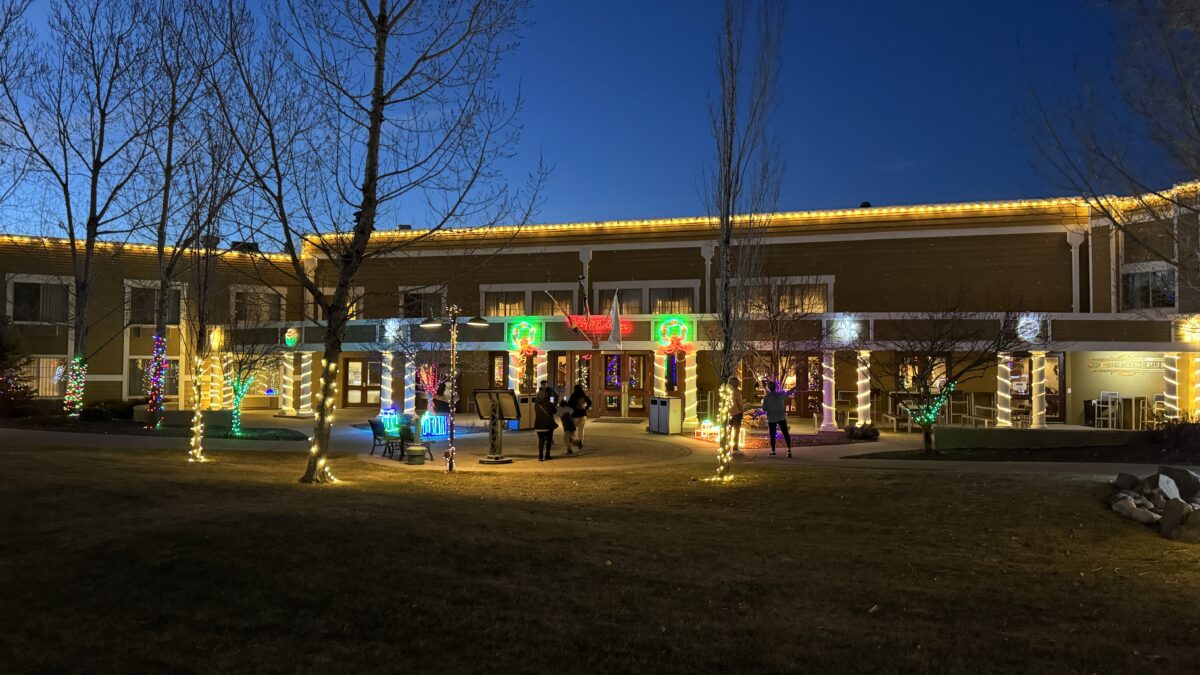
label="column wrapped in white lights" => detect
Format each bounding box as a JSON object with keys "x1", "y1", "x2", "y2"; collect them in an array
[
  {"x1": 1164, "y1": 351, "x2": 1181, "y2": 421},
  {"x1": 683, "y1": 356, "x2": 698, "y2": 424},
  {"x1": 380, "y1": 351, "x2": 395, "y2": 414},
  {"x1": 820, "y1": 350, "x2": 838, "y2": 432},
  {"x1": 508, "y1": 351, "x2": 523, "y2": 392},
  {"x1": 856, "y1": 350, "x2": 871, "y2": 426},
  {"x1": 1030, "y1": 350, "x2": 1047, "y2": 429},
  {"x1": 535, "y1": 352, "x2": 548, "y2": 390},
  {"x1": 207, "y1": 353, "x2": 221, "y2": 410},
  {"x1": 402, "y1": 356, "x2": 416, "y2": 414},
  {"x1": 221, "y1": 353, "x2": 234, "y2": 410},
  {"x1": 653, "y1": 353, "x2": 668, "y2": 397},
  {"x1": 1193, "y1": 353, "x2": 1200, "y2": 419},
  {"x1": 297, "y1": 352, "x2": 314, "y2": 416},
  {"x1": 996, "y1": 352, "x2": 1012, "y2": 427},
  {"x1": 280, "y1": 353, "x2": 296, "y2": 415}
]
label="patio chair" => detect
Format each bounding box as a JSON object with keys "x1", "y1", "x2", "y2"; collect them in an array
[
  {"x1": 1095, "y1": 391, "x2": 1120, "y2": 429},
  {"x1": 368, "y1": 418, "x2": 402, "y2": 458}
]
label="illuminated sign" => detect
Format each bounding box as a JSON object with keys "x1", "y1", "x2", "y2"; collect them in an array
[
  {"x1": 654, "y1": 316, "x2": 694, "y2": 354},
  {"x1": 566, "y1": 315, "x2": 633, "y2": 337},
  {"x1": 508, "y1": 320, "x2": 542, "y2": 355}
]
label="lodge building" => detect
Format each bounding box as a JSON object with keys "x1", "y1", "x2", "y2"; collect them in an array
[{"x1": 3, "y1": 189, "x2": 1198, "y2": 433}]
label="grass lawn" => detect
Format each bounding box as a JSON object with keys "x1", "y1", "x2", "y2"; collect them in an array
[
  {"x1": 4, "y1": 447, "x2": 1200, "y2": 672},
  {"x1": 0, "y1": 416, "x2": 307, "y2": 441},
  {"x1": 851, "y1": 445, "x2": 1200, "y2": 465}
]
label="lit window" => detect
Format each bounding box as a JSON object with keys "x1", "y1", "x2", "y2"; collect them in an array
[
  {"x1": 778, "y1": 284, "x2": 827, "y2": 313},
  {"x1": 649, "y1": 288, "x2": 692, "y2": 313},
  {"x1": 898, "y1": 354, "x2": 948, "y2": 392},
  {"x1": 22, "y1": 357, "x2": 67, "y2": 397},
  {"x1": 129, "y1": 358, "x2": 180, "y2": 397},
  {"x1": 598, "y1": 289, "x2": 641, "y2": 315},
  {"x1": 484, "y1": 291, "x2": 525, "y2": 316},
  {"x1": 532, "y1": 289, "x2": 573, "y2": 316}
]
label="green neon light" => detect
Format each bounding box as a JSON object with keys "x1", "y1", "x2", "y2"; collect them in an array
[
  {"x1": 654, "y1": 316, "x2": 690, "y2": 347},
  {"x1": 508, "y1": 320, "x2": 541, "y2": 351}
]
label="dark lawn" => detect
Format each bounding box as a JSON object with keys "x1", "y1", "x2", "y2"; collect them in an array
[
  {"x1": 0, "y1": 416, "x2": 307, "y2": 440},
  {"x1": 3, "y1": 446, "x2": 1200, "y2": 673},
  {"x1": 851, "y1": 445, "x2": 1200, "y2": 465}
]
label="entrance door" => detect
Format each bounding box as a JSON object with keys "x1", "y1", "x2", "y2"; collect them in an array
[
  {"x1": 343, "y1": 357, "x2": 381, "y2": 408},
  {"x1": 600, "y1": 352, "x2": 650, "y2": 417},
  {"x1": 1011, "y1": 352, "x2": 1066, "y2": 423},
  {"x1": 784, "y1": 353, "x2": 822, "y2": 416}
]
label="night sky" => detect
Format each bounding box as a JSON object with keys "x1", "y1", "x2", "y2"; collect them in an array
[{"x1": 485, "y1": 0, "x2": 1124, "y2": 224}]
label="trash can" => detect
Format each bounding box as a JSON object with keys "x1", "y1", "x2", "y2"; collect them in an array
[{"x1": 406, "y1": 445, "x2": 427, "y2": 465}]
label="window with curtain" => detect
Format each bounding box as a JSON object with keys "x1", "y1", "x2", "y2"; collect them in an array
[
  {"x1": 484, "y1": 291, "x2": 525, "y2": 316},
  {"x1": 532, "y1": 289, "x2": 573, "y2": 316},
  {"x1": 649, "y1": 287, "x2": 693, "y2": 313},
  {"x1": 777, "y1": 284, "x2": 827, "y2": 313},
  {"x1": 1121, "y1": 270, "x2": 1175, "y2": 310},
  {"x1": 898, "y1": 354, "x2": 948, "y2": 392},
  {"x1": 22, "y1": 357, "x2": 66, "y2": 397},
  {"x1": 128, "y1": 358, "x2": 180, "y2": 397},
  {"x1": 598, "y1": 288, "x2": 642, "y2": 314},
  {"x1": 129, "y1": 287, "x2": 181, "y2": 325},
  {"x1": 11, "y1": 281, "x2": 69, "y2": 323}
]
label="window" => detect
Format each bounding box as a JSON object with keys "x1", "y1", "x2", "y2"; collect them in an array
[
  {"x1": 401, "y1": 290, "x2": 443, "y2": 318},
  {"x1": 22, "y1": 357, "x2": 66, "y2": 397},
  {"x1": 532, "y1": 289, "x2": 573, "y2": 316},
  {"x1": 484, "y1": 291, "x2": 525, "y2": 316},
  {"x1": 598, "y1": 289, "x2": 642, "y2": 315},
  {"x1": 313, "y1": 288, "x2": 363, "y2": 321},
  {"x1": 129, "y1": 358, "x2": 180, "y2": 397},
  {"x1": 1122, "y1": 269, "x2": 1176, "y2": 310},
  {"x1": 649, "y1": 287, "x2": 693, "y2": 313},
  {"x1": 12, "y1": 281, "x2": 69, "y2": 323},
  {"x1": 234, "y1": 290, "x2": 282, "y2": 323},
  {"x1": 129, "y1": 287, "x2": 181, "y2": 325},
  {"x1": 778, "y1": 284, "x2": 827, "y2": 313},
  {"x1": 898, "y1": 354, "x2": 948, "y2": 392}
]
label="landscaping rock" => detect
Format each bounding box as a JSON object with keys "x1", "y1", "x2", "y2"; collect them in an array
[
  {"x1": 1159, "y1": 498, "x2": 1192, "y2": 538},
  {"x1": 1112, "y1": 495, "x2": 1162, "y2": 524},
  {"x1": 1158, "y1": 466, "x2": 1200, "y2": 503},
  {"x1": 1113, "y1": 472, "x2": 1141, "y2": 491},
  {"x1": 1174, "y1": 522, "x2": 1200, "y2": 543},
  {"x1": 1140, "y1": 474, "x2": 1181, "y2": 509}
]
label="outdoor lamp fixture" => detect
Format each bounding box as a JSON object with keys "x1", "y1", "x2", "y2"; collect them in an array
[{"x1": 419, "y1": 305, "x2": 488, "y2": 472}]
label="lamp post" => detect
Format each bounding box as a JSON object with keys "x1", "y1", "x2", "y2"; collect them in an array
[{"x1": 421, "y1": 304, "x2": 488, "y2": 472}]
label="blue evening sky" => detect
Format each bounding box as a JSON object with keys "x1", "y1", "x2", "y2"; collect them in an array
[{"x1": 491, "y1": 0, "x2": 1124, "y2": 224}]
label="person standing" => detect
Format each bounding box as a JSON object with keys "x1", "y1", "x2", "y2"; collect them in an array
[
  {"x1": 534, "y1": 389, "x2": 558, "y2": 461},
  {"x1": 761, "y1": 379, "x2": 793, "y2": 458},
  {"x1": 727, "y1": 376, "x2": 745, "y2": 455},
  {"x1": 566, "y1": 383, "x2": 592, "y2": 449}
]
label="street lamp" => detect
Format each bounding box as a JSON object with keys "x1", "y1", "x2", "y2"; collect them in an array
[{"x1": 419, "y1": 304, "x2": 488, "y2": 472}]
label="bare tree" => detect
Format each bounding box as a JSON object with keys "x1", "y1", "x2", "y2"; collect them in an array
[
  {"x1": 214, "y1": 0, "x2": 541, "y2": 483},
  {"x1": 132, "y1": 0, "x2": 239, "y2": 428},
  {"x1": 866, "y1": 307, "x2": 1029, "y2": 452},
  {"x1": 0, "y1": 0, "x2": 31, "y2": 201},
  {"x1": 703, "y1": 0, "x2": 782, "y2": 480},
  {"x1": 0, "y1": 0, "x2": 156, "y2": 413},
  {"x1": 1032, "y1": 0, "x2": 1200, "y2": 303},
  {"x1": 216, "y1": 305, "x2": 283, "y2": 437},
  {"x1": 743, "y1": 276, "x2": 829, "y2": 389}
]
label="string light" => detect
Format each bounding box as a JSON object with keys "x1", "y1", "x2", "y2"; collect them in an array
[
  {"x1": 1164, "y1": 352, "x2": 1181, "y2": 421},
  {"x1": 144, "y1": 334, "x2": 167, "y2": 429},
  {"x1": 996, "y1": 353, "x2": 1012, "y2": 427},
  {"x1": 298, "y1": 353, "x2": 314, "y2": 416},
  {"x1": 188, "y1": 363, "x2": 207, "y2": 463},
  {"x1": 709, "y1": 382, "x2": 736, "y2": 482},
  {"x1": 230, "y1": 375, "x2": 254, "y2": 437},
  {"x1": 912, "y1": 381, "x2": 957, "y2": 427},
  {"x1": 63, "y1": 355, "x2": 86, "y2": 416},
  {"x1": 856, "y1": 350, "x2": 871, "y2": 426},
  {"x1": 306, "y1": 360, "x2": 337, "y2": 483}
]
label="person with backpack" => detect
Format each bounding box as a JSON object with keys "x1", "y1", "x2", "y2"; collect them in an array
[{"x1": 565, "y1": 383, "x2": 592, "y2": 450}]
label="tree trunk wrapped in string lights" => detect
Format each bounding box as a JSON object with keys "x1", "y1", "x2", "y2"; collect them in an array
[
  {"x1": 63, "y1": 356, "x2": 86, "y2": 416},
  {"x1": 143, "y1": 334, "x2": 168, "y2": 429},
  {"x1": 188, "y1": 361, "x2": 207, "y2": 462}
]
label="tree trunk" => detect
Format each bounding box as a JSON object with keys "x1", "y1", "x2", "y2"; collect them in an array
[
  {"x1": 922, "y1": 424, "x2": 934, "y2": 453},
  {"x1": 300, "y1": 333, "x2": 343, "y2": 483},
  {"x1": 64, "y1": 241, "x2": 94, "y2": 415},
  {"x1": 146, "y1": 281, "x2": 170, "y2": 428},
  {"x1": 188, "y1": 359, "x2": 206, "y2": 462}
]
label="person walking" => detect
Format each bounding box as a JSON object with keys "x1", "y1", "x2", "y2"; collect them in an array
[
  {"x1": 727, "y1": 376, "x2": 745, "y2": 455},
  {"x1": 761, "y1": 379, "x2": 793, "y2": 458},
  {"x1": 534, "y1": 389, "x2": 558, "y2": 461},
  {"x1": 566, "y1": 383, "x2": 592, "y2": 449}
]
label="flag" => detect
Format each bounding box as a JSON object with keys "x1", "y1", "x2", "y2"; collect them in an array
[{"x1": 607, "y1": 290, "x2": 622, "y2": 348}]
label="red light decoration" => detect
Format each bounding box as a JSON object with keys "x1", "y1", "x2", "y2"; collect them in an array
[{"x1": 566, "y1": 315, "x2": 633, "y2": 337}]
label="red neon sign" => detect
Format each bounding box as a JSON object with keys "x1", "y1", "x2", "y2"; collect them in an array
[{"x1": 565, "y1": 315, "x2": 633, "y2": 336}]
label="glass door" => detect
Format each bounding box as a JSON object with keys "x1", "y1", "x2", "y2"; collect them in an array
[
  {"x1": 342, "y1": 357, "x2": 381, "y2": 408},
  {"x1": 1011, "y1": 352, "x2": 1066, "y2": 423},
  {"x1": 627, "y1": 354, "x2": 647, "y2": 415}
]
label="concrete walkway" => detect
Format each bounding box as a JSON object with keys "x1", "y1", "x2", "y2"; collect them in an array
[{"x1": 2, "y1": 410, "x2": 1191, "y2": 479}]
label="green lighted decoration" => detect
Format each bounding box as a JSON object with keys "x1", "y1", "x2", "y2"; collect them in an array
[
  {"x1": 508, "y1": 320, "x2": 540, "y2": 356},
  {"x1": 654, "y1": 316, "x2": 693, "y2": 354},
  {"x1": 912, "y1": 380, "x2": 956, "y2": 427},
  {"x1": 284, "y1": 327, "x2": 300, "y2": 348}
]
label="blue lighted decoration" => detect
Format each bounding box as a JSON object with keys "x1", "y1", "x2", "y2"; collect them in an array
[
  {"x1": 421, "y1": 412, "x2": 449, "y2": 439},
  {"x1": 265, "y1": 387, "x2": 277, "y2": 395}
]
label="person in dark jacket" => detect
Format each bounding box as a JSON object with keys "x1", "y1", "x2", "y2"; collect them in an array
[
  {"x1": 534, "y1": 390, "x2": 558, "y2": 461},
  {"x1": 565, "y1": 384, "x2": 592, "y2": 449}
]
